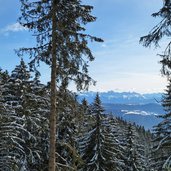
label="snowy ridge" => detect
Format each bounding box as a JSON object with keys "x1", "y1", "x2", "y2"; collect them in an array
[
  {"x1": 78, "y1": 91, "x2": 162, "y2": 104},
  {"x1": 121, "y1": 110, "x2": 159, "y2": 116}
]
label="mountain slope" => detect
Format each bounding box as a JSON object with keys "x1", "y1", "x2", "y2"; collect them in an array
[
  {"x1": 78, "y1": 91, "x2": 162, "y2": 104},
  {"x1": 78, "y1": 91, "x2": 164, "y2": 130},
  {"x1": 103, "y1": 103, "x2": 163, "y2": 130}
]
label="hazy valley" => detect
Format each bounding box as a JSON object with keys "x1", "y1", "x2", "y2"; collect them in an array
[{"x1": 79, "y1": 91, "x2": 164, "y2": 129}]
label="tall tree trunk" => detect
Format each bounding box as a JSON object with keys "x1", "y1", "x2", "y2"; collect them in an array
[{"x1": 49, "y1": 0, "x2": 57, "y2": 170}]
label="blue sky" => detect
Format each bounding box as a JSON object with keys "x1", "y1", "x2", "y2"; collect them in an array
[{"x1": 0, "y1": 0, "x2": 168, "y2": 93}]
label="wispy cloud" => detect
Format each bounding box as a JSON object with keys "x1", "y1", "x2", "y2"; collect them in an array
[{"x1": 1, "y1": 23, "x2": 27, "y2": 35}]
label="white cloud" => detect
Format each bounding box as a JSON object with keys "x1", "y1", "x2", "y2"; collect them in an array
[
  {"x1": 87, "y1": 72, "x2": 167, "y2": 93},
  {"x1": 1, "y1": 23, "x2": 27, "y2": 34}
]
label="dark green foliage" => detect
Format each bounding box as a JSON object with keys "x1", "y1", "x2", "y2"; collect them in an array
[
  {"x1": 0, "y1": 63, "x2": 154, "y2": 170},
  {"x1": 140, "y1": 2, "x2": 171, "y2": 170},
  {"x1": 123, "y1": 124, "x2": 145, "y2": 171},
  {"x1": 140, "y1": 1, "x2": 171, "y2": 77},
  {"x1": 18, "y1": 1, "x2": 103, "y2": 169},
  {"x1": 137, "y1": 127, "x2": 154, "y2": 171},
  {"x1": 18, "y1": 0, "x2": 103, "y2": 90},
  {"x1": 56, "y1": 89, "x2": 83, "y2": 170},
  {"x1": 152, "y1": 79, "x2": 171, "y2": 170},
  {"x1": 0, "y1": 60, "x2": 50, "y2": 170},
  {"x1": 79, "y1": 94, "x2": 124, "y2": 171},
  {"x1": 0, "y1": 64, "x2": 28, "y2": 170}
]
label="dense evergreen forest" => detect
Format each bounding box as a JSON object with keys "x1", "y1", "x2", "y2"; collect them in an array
[
  {"x1": 1, "y1": 0, "x2": 171, "y2": 171},
  {"x1": 0, "y1": 61, "x2": 171, "y2": 171}
]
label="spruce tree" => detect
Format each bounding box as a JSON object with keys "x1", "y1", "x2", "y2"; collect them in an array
[
  {"x1": 79, "y1": 98, "x2": 93, "y2": 135},
  {"x1": 140, "y1": 2, "x2": 171, "y2": 170},
  {"x1": 1, "y1": 59, "x2": 50, "y2": 170},
  {"x1": 123, "y1": 123, "x2": 145, "y2": 171},
  {"x1": 79, "y1": 93, "x2": 122, "y2": 171},
  {"x1": 107, "y1": 116, "x2": 126, "y2": 170},
  {"x1": 140, "y1": 1, "x2": 171, "y2": 76},
  {"x1": 137, "y1": 126, "x2": 154, "y2": 171},
  {"x1": 24, "y1": 75, "x2": 50, "y2": 170},
  {"x1": 18, "y1": 1, "x2": 103, "y2": 170},
  {"x1": 57, "y1": 89, "x2": 83, "y2": 170},
  {"x1": 152, "y1": 79, "x2": 171, "y2": 170},
  {"x1": 0, "y1": 67, "x2": 27, "y2": 170},
  {"x1": 0, "y1": 93, "x2": 24, "y2": 170},
  {"x1": 140, "y1": 0, "x2": 171, "y2": 170}
]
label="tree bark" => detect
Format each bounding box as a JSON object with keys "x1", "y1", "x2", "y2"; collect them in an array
[{"x1": 49, "y1": 0, "x2": 57, "y2": 170}]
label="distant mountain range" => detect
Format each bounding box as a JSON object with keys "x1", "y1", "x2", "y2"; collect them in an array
[
  {"x1": 78, "y1": 91, "x2": 164, "y2": 130},
  {"x1": 78, "y1": 91, "x2": 163, "y2": 104}
]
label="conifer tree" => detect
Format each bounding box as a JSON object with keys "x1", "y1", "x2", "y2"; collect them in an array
[
  {"x1": 79, "y1": 98, "x2": 93, "y2": 134},
  {"x1": 18, "y1": 1, "x2": 103, "y2": 170},
  {"x1": 0, "y1": 69, "x2": 9, "y2": 84},
  {"x1": 81, "y1": 98, "x2": 89, "y2": 112},
  {"x1": 24, "y1": 75, "x2": 50, "y2": 170},
  {"x1": 0, "y1": 67, "x2": 28, "y2": 170},
  {"x1": 1, "y1": 60, "x2": 32, "y2": 169},
  {"x1": 137, "y1": 126, "x2": 154, "y2": 171},
  {"x1": 140, "y1": 1, "x2": 171, "y2": 76},
  {"x1": 79, "y1": 93, "x2": 122, "y2": 171},
  {"x1": 140, "y1": 2, "x2": 171, "y2": 169},
  {"x1": 1, "y1": 60, "x2": 50, "y2": 170},
  {"x1": 152, "y1": 79, "x2": 171, "y2": 170},
  {"x1": 107, "y1": 116, "x2": 126, "y2": 170},
  {"x1": 0, "y1": 94, "x2": 24, "y2": 170},
  {"x1": 56, "y1": 89, "x2": 83, "y2": 170},
  {"x1": 123, "y1": 123, "x2": 145, "y2": 171}
]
